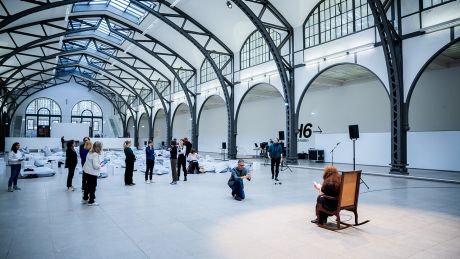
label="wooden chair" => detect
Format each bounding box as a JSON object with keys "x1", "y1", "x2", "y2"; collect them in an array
[{"x1": 315, "y1": 170, "x2": 370, "y2": 230}]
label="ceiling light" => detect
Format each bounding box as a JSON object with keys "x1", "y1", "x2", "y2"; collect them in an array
[{"x1": 226, "y1": 1, "x2": 232, "y2": 9}]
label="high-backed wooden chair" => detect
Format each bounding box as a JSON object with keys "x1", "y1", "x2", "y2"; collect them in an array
[{"x1": 315, "y1": 170, "x2": 369, "y2": 230}]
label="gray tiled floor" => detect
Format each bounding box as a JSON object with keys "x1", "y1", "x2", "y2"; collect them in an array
[{"x1": 1, "y1": 162, "x2": 459, "y2": 259}]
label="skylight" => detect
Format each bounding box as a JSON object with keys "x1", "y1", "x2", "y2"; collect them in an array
[{"x1": 73, "y1": 0, "x2": 154, "y2": 24}]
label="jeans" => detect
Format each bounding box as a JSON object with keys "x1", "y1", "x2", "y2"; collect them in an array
[
  {"x1": 177, "y1": 155, "x2": 187, "y2": 179},
  {"x1": 170, "y1": 159, "x2": 178, "y2": 181},
  {"x1": 83, "y1": 173, "x2": 97, "y2": 203},
  {"x1": 188, "y1": 161, "x2": 199, "y2": 174},
  {"x1": 230, "y1": 180, "x2": 245, "y2": 200},
  {"x1": 271, "y1": 157, "x2": 281, "y2": 178},
  {"x1": 67, "y1": 167, "x2": 75, "y2": 188},
  {"x1": 145, "y1": 159, "x2": 154, "y2": 181},
  {"x1": 8, "y1": 164, "x2": 21, "y2": 187}
]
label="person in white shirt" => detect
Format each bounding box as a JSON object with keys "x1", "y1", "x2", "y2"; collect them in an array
[
  {"x1": 187, "y1": 149, "x2": 200, "y2": 174},
  {"x1": 8, "y1": 142, "x2": 24, "y2": 192},
  {"x1": 82, "y1": 141, "x2": 104, "y2": 206}
]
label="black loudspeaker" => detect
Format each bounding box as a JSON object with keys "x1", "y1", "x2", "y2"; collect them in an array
[
  {"x1": 348, "y1": 124, "x2": 359, "y2": 139},
  {"x1": 144, "y1": 141, "x2": 147, "y2": 146},
  {"x1": 222, "y1": 142, "x2": 227, "y2": 149},
  {"x1": 278, "y1": 131, "x2": 285, "y2": 141},
  {"x1": 161, "y1": 141, "x2": 165, "y2": 146}
]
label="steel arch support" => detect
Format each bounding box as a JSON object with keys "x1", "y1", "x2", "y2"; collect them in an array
[
  {"x1": 368, "y1": 0, "x2": 408, "y2": 174},
  {"x1": 231, "y1": 0, "x2": 297, "y2": 163}
]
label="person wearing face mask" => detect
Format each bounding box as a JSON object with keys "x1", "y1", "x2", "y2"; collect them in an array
[{"x1": 267, "y1": 137, "x2": 283, "y2": 181}]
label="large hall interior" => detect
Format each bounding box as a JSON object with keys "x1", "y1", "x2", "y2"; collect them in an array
[{"x1": 1, "y1": 0, "x2": 459, "y2": 258}]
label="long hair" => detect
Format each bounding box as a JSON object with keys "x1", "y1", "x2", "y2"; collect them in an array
[
  {"x1": 11, "y1": 142, "x2": 20, "y2": 153},
  {"x1": 91, "y1": 141, "x2": 103, "y2": 154},
  {"x1": 84, "y1": 140, "x2": 92, "y2": 150},
  {"x1": 322, "y1": 166, "x2": 341, "y2": 188}
]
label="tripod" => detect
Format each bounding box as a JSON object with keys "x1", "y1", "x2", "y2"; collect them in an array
[
  {"x1": 352, "y1": 139, "x2": 369, "y2": 189},
  {"x1": 330, "y1": 142, "x2": 341, "y2": 166},
  {"x1": 280, "y1": 156, "x2": 292, "y2": 172}
]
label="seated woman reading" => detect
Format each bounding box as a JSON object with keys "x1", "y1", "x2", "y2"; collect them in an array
[{"x1": 312, "y1": 166, "x2": 341, "y2": 225}]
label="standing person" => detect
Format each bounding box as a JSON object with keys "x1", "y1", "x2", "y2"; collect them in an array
[
  {"x1": 227, "y1": 160, "x2": 251, "y2": 201},
  {"x1": 186, "y1": 149, "x2": 200, "y2": 175},
  {"x1": 7, "y1": 142, "x2": 24, "y2": 192},
  {"x1": 183, "y1": 137, "x2": 193, "y2": 157},
  {"x1": 61, "y1": 136, "x2": 65, "y2": 149},
  {"x1": 145, "y1": 140, "x2": 155, "y2": 184},
  {"x1": 79, "y1": 137, "x2": 91, "y2": 192},
  {"x1": 177, "y1": 139, "x2": 187, "y2": 181},
  {"x1": 169, "y1": 139, "x2": 178, "y2": 185},
  {"x1": 313, "y1": 166, "x2": 341, "y2": 224},
  {"x1": 65, "y1": 140, "x2": 78, "y2": 191},
  {"x1": 123, "y1": 140, "x2": 136, "y2": 186},
  {"x1": 268, "y1": 137, "x2": 282, "y2": 181},
  {"x1": 82, "y1": 141, "x2": 104, "y2": 206}
]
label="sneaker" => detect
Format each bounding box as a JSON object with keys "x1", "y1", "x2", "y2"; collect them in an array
[
  {"x1": 7, "y1": 187, "x2": 13, "y2": 192},
  {"x1": 234, "y1": 196, "x2": 242, "y2": 201},
  {"x1": 275, "y1": 178, "x2": 279, "y2": 181},
  {"x1": 67, "y1": 187, "x2": 74, "y2": 191},
  {"x1": 184, "y1": 178, "x2": 187, "y2": 181},
  {"x1": 130, "y1": 183, "x2": 136, "y2": 186},
  {"x1": 145, "y1": 181, "x2": 150, "y2": 184},
  {"x1": 13, "y1": 186, "x2": 21, "y2": 190},
  {"x1": 87, "y1": 202, "x2": 99, "y2": 206},
  {"x1": 81, "y1": 199, "x2": 88, "y2": 204},
  {"x1": 150, "y1": 180, "x2": 154, "y2": 183}
]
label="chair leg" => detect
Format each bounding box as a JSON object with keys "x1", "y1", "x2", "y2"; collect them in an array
[
  {"x1": 336, "y1": 214, "x2": 341, "y2": 229},
  {"x1": 353, "y1": 210, "x2": 358, "y2": 226}
]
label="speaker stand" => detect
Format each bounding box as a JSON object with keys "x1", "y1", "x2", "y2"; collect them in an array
[
  {"x1": 221, "y1": 148, "x2": 228, "y2": 161},
  {"x1": 352, "y1": 139, "x2": 369, "y2": 189}
]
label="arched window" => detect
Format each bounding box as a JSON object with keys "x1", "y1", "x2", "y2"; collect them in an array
[
  {"x1": 200, "y1": 53, "x2": 232, "y2": 83},
  {"x1": 25, "y1": 98, "x2": 61, "y2": 137},
  {"x1": 240, "y1": 29, "x2": 281, "y2": 70},
  {"x1": 304, "y1": 0, "x2": 374, "y2": 48},
  {"x1": 173, "y1": 69, "x2": 195, "y2": 93},
  {"x1": 71, "y1": 100, "x2": 103, "y2": 137}
]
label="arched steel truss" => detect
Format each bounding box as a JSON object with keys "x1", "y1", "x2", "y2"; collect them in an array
[
  {"x1": 0, "y1": 0, "x2": 237, "y2": 156},
  {"x1": 231, "y1": 0, "x2": 296, "y2": 162},
  {"x1": 367, "y1": 0, "x2": 408, "y2": 174}
]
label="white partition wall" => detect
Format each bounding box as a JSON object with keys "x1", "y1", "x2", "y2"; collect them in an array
[
  {"x1": 237, "y1": 84, "x2": 285, "y2": 156},
  {"x1": 408, "y1": 58, "x2": 460, "y2": 171},
  {"x1": 198, "y1": 96, "x2": 227, "y2": 153},
  {"x1": 138, "y1": 113, "x2": 150, "y2": 147},
  {"x1": 172, "y1": 104, "x2": 192, "y2": 142},
  {"x1": 297, "y1": 64, "x2": 390, "y2": 164},
  {"x1": 153, "y1": 110, "x2": 167, "y2": 149}
]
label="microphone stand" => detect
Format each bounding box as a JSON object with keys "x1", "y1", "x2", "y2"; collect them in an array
[{"x1": 330, "y1": 142, "x2": 341, "y2": 166}]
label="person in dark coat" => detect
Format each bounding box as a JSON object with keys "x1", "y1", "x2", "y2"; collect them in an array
[
  {"x1": 169, "y1": 139, "x2": 178, "y2": 185},
  {"x1": 145, "y1": 140, "x2": 155, "y2": 183},
  {"x1": 79, "y1": 137, "x2": 91, "y2": 192},
  {"x1": 313, "y1": 166, "x2": 341, "y2": 224},
  {"x1": 124, "y1": 140, "x2": 136, "y2": 186},
  {"x1": 65, "y1": 140, "x2": 78, "y2": 191},
  {"x1": 267, "y1": 137, "x2": 283, "y2": 181}
]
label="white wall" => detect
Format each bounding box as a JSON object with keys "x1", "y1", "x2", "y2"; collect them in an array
[
  {"x1": 153, "y1": 110, "x2": 167, "y2": 149},
  {"x1": 50, "y1": 123, "x2": 90, "y2": 141},
  {"x1": 11, "y1": 82, "x2": 123, "y2": 138},
  {"x1": 138, "y1": 114, "x2": 150, "y2": 147},
  {"x1": 409, "y1": 66, "x2": 460, "y2": 131},
  {"x1": 5, "y1": 137, "x2": 61, "y2": 151},
  {"x1": 198, "y1": 103, "x2": 227, "y2": 153},
  {"x1": 172, "y1": 105, "x2": 192, "y2": 142},
  {"x1": 314, "y1": 133, "x2": 391, "y2": 166},
  {"x1": 408, "y1": 131, "x2": 460, "y2": 171},
  {"x1": 237, "y1": 96, "x2": 285, "y2": 156}
]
